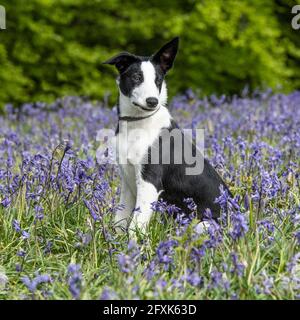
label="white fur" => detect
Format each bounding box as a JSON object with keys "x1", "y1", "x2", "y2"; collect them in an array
[
  {"x1": 114, "y1": 62, "x2": 171, "y2": 235},
  {"x1": 131, "y1": 62, "x2": 159, "y2": 107},
  {"x1": 115, "y1": 106, "x2": 171, "y2": 233},
  {"x1": 129, "y1": 167, "x2": 159, "y2": 235},
  {"x1": 195, "y1": 221, "x2": 210, "y2": 235}
]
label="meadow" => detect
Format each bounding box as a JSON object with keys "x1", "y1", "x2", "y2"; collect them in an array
[{"x1": 0, "y1": 90, "x2": 299, "y2": 299}]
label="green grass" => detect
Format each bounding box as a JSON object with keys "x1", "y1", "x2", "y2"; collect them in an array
[{"x1": 0, "y1": 181, "x2": 299, "y2": 299}]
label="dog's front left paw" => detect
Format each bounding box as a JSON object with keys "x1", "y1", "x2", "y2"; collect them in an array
[
  {"x1": 114, "y1": 211, "x2": 130, "y2": 235},
  {"x1": 128, "y1": 218, "x2": 147, "y2": 240}
]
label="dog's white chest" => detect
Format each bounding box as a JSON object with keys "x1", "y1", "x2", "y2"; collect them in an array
[{"x1": 116, "y1": 107, "x2": 171, "y2": 166}]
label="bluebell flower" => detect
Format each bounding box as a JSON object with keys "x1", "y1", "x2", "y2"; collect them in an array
[
  {"x1": 21, "y1": 274, "x2": 51, "y2": 293},
  {"x1": 1, "y1": 197, "x2": 11, "y2": 208},
  {"x1": 117, "y1": 240, "x2": 140, "y2": 274},
  {"x1": 100, "y1": 287, "x2": 118, "y2": 300},
  {"x1": 230, "y1": 252, "x2": 245, "y2": 277},
  {"x1": 183, "y1": 270, "x2": 203, "y2": 287},
  {"x1": 156, "y1": 240, "x2": 178, "y2": 270},
  {"x1": 17, "y1": 249, "x2": 26, "y2": 257},
  {"x1": 12, "y1": 219, "x2": 21, "y2": 233},
  {"x1": 156, "y1": 278, "x2": 167, "y2": 290},
  {"x1": 294, "y1": 230, "x2": 300, "y2": 245},
  {"x1": 67, "y1": 264, "x2": 82, "y2": 299},
  {"x1": 22, "y1": 230, "x2": 30, "y2": 239},
  {"x1": 83, "y1": 198, "x2": 100, "y2": 221},
  {"x1": 183, "y1": 198, "x2": 197, "y2": 212},
  {"x1": 34, "y1": 205, "x2": 44, "y2": 221},
  {"x1": 229, "y1": 211, "x2": 249, "y2": 241}
]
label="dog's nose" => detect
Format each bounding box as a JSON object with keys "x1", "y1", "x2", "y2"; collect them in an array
[{"x1": 146, "y1": 97, "x2": 158, "y2": 109}]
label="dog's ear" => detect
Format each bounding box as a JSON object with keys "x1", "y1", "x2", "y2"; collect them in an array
[
  {"x1": 152, "y1": 37, "x2": 179, "y2": 74},
  {"x1": 103, "y1": 52, "x2": 140, "y2": 74}
]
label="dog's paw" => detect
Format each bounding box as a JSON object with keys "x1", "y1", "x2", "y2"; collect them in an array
[
  {"x1": 128, "y1": 219, "x2": 147, "y2": 241},
  {"x1": 194, "y1": 221, "x2": 210, "y2": 235},
  {"x1": 114, "y1": 217, "x2": 129, "y2": 235}
]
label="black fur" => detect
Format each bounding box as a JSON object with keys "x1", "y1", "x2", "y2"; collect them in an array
[
  {"x1": 142, "y1": 120, "x2": 230, "y2": 219},
  {"x1": 151, "y1": 37, "x2": 179, "y2": 73},
  {"x1": 152, "y1": 63, "x2": 164, "y2": 93},
  {"x1": 119, "y1": 62, "x2": 144, "y2": 97}
]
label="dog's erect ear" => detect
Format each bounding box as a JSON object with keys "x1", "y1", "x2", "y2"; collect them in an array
[
  {"x1": 152, "y1": 37, "x2": 179, "y2": 73},
  {"x1": 103, "y1": 52, "x2": 140, "y2": 74}
]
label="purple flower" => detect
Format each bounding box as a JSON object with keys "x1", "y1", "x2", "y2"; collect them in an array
[
  {"x1": 156, "y1": 278, "x2": 167, "y2": 290},
  {"x1": 151, "y1": 199, "x2": 169, "y2": 213},
  {"x1": 258, "y1": 219, "x2": 275, "y2": 233},
  {"x1": 183, "y1": 270, "x2": 203, "y2": 287},
  {"x1": 183, "y1": 198, "x2": 197, "y2": 212},
  {"x1": 13, "y1": 219, "x2": 21, "y2": 232},
  {"x1": 230, "y1": 252, "x2": 245, "y2": 277},
  {"x1": 151, "y1": 200, "x2": 181, "y2": 216},
  {"x1": 244, "y1": 193, "x2": 250, "y2": 211},
  {"x1": 261, "y1": 271, "x2": 274, "y2": 295},
  {"x1": 209, "y1": 270, "x2": 229, "y2": 291},
  {"x1": 100, "y1": 287, "x2": 118, "y2": 300},
  {"x1": 156, "y1": 240, "x2": 178, "y2": 270},
  {"x1": 215, "y1": 185, "x2": 230, "y2": 214},
  {"x1": 83, "y1": 198, "x2": 100, "y2": 221},
  {"x1": 286, "y1": 253, "x2": 300, "y2": 273},
  {"x1": 17, "y1": 249, "x2": 26, "y2": 257},
  {"x1": 1, "y1": 197, "x2": 11, "y2": 208},
  {"x1": 143, "y1": 260, "x2": 158, "y2": 280},
  {"x1": 117, "y1": 241, "x2": 140, "y2": 274},
  {"x1": 22, "y1": 230, "x2": 30, "y2": 239},
  {"x1": 16, "y1": 264, "x2": 22, "y2": 272},
  {"x1": 44, "y1": 241, "x2": 53, "y2": 254},
  {"x1": 191, "y1": 245, "x2": 206, "y2": 262},
  {"x1": 76, "y1": 230, "x2": 92, "y2": 248},
  {"x1": 67, "y1": 264, "x2": 82, "y2": 299},
  {"x1": 209, "y1": 270, "x2": 223, "y2": 288},
  {"x1": 21, "y1": 274, "x2": 51, "y2": 293},
  {"x1": 117, "y1": 254, "x2": 133, "y2": 273},
  {"x1": 203, "y1": 208, "x2": 212, "y2": 220},
  {"x1": 205, "y1": 221, "x2": 223, "y2": 248},
  {"x1": 34, "y1": 205, "x2": 44, "y2": 221},
  {"x1": 229, "y1": 211, "x2": 248, "y2": 240}
]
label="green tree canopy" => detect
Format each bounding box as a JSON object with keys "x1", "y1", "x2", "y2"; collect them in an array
[{"x1": 0, "y1": 0, "x2": 299, "y2": 110}]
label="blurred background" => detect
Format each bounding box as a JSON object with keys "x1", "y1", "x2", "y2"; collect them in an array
[{"x1": 0, "y1": 0, "x2": 299, "y2": 110}]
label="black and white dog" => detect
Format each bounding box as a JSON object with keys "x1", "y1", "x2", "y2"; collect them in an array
[{"x1": 104, "y1": 37, "x2": 230, "y2": 235}]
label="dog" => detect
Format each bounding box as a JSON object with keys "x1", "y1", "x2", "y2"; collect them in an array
[{"x1": 103, "y1": 37, "x2": 230, "y2": 235}]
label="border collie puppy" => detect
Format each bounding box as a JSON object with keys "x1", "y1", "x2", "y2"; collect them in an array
[{"x1": 103, "y1": 37, "x2": 230, "y2": 235}]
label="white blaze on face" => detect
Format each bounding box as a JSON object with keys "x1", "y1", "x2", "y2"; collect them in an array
[{"x1": 131, "y1": 61, "x2": 159, "y2": 107}]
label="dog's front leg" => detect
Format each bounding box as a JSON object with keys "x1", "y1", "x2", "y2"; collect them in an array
[
  {"x1": 115, "y1": 178, "x2": 136, "y2": 233},
  {"x1": 129, "y1": 168, "x2": 159, "y2": 237}
]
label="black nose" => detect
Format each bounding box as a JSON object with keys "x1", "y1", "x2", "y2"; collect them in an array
[{"x1": 146, "y1": 97, "x2": 158, "y2": 108}]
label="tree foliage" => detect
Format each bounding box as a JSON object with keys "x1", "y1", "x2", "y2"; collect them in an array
[{"x1": 0, "y1": 0, "x2": 299, "y2": 109}]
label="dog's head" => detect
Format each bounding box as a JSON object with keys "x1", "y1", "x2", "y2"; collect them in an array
[{"x1": 103, "y1": 37, "x2": 179, "y2": 112}]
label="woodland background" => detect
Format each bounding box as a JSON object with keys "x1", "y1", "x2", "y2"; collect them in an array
[{"x1": 0, "y1": 0, "x2": 299, "y2": 109}]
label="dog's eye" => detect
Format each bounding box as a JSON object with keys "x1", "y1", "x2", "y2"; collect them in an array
[
  {"x1": 155, "y1": 76, "x2": 162, "y2": 86},
  {"x1": 132, "y1": 74, "x2": 142, "y2": 82}
]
